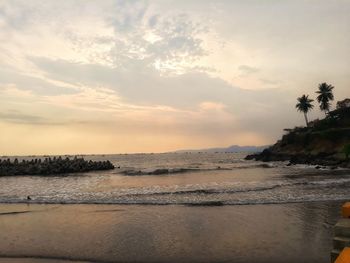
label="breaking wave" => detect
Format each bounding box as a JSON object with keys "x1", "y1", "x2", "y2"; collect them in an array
[
  {"x1": 1, "y1": 177, "x2": 350, "y2": 206},
  {"x1": 118, "y1": 163, "x2": 282, "y2": 176},
  {"x1": 1, "y1": 152, "x2": 350, "y2": 206}
]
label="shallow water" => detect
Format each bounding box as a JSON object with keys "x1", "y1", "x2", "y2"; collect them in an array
[
  {"x1": 0, "y1": 153, "x2": 350, "y2": 205},
  {"x1": 0, "y1": 202, "x2": 342, "y2": 263}
]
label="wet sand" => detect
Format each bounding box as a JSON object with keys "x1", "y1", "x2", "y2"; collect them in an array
[{"x1": 0, "y1": 202, "x2": 342, "y2": 263}]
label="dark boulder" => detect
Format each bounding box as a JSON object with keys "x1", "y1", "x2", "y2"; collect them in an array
[{"x1": 0, "y1": 157, "x2": 115, "y2": 176}]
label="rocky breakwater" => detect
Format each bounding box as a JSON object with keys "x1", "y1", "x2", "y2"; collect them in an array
[
  {"x1": 0, "y1": 156, "x2": 115, "y2": 176},
  {"x1": 246, "y1": 107, "x2": 350, "y2": 168}
]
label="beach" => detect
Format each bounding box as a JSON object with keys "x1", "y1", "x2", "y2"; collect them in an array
[
  {"x1": 1, "y1": 1, "x2": 349, "y2": 262},
  {"x1": 1, "y1": 153, "x2": 349, "y2": 262},
  {"x1": 0, "y1": 201, "x2": 342, "y2": 263}
]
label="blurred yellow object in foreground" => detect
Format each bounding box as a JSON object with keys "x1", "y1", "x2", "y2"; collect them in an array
[
  {"x1": 342, "y1": 203, "x2": 350, "y2": 218},
  {"x1": 335, "y1": 247, "x2": 350, "y2": 263}
]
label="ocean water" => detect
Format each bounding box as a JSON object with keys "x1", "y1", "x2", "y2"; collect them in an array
[
  {"x1": 1, "y1": 153, "x2": 349, "y2": 263},
  {"x1": 1, "y1": 152, "x2": 350, "y2": 205}
]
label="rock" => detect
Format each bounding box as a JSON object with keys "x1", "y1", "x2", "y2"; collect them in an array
[{"x1": 0, "y1": 157, "x2": 115, "y2": 176}]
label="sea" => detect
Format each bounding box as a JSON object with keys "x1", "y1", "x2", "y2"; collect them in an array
[
  {"x1": 1, "y1": 152, "x2": 350, "y2": 205},
  {"x1": 1, "y1": 152, "x2": 349, "y2": 263}
]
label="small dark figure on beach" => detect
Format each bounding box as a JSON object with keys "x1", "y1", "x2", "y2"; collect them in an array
[{"x1": 27, "y1": 196, "x2": 31, "y2": 200}]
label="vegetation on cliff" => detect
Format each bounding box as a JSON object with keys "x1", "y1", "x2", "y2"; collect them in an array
[
  {"x1": 295, "y1": 94, "x2": 314, "y2": 126},
  {"x1": 316, "y1": 82, "x2": 334, "y2": 116},
  {"x1": 0, "y1": 157, "x2": 115, "y2": 176},
  {"x1": 246, "y1": 83, "x2": 350, "y2": 168}
]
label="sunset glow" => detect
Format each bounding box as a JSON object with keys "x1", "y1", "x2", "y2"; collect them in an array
[{"x1": 1, "y1": 0, "x2": 349, "y2": 154}]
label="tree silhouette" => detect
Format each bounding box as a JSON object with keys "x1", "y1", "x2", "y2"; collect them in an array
[
  {"x1": 316, "y1": 82, "x2": 334, "y2": 116},
  {"x1": 296, "y1": 95, "x2": 314, "y2": 126}
]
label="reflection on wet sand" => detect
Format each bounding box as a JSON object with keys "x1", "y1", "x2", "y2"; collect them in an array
[{"x1": 0, "y1": 202, "x2": 342, "y2": 263}]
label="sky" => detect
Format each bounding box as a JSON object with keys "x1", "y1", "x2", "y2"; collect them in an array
[{"x1": 0, "y1": 0, "x2": 349, "y2": 155}]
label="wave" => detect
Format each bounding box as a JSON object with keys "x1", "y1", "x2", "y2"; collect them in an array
[
  {"x1": 117, "y1": 177, "x2": 350, "y2": 197},
  {"x1": 111, "y1": 178, "x2": 350, "y2": 197},
  {"x1": 121, "y1": 168, "x2": 200, "y2": 175},
  {"x1": 118, "y1": 163, "x2": 280, "y2": 176},
  {"x1": 120, "y1": 167, "x2": 233, "y2": 176},
  {"x1": 122, "y1": 184, "x2": 287, "y2": 196},
  {"x1": 2, "y1": 177, "x2": 350, "y2": 206},
  {"x1": 2, "y1": 177, "x2": 350, "y2": 202},
  {"x1": 2, "y1": 173, "x2": 350, "y2": 206},
  {"x1": 308, "y1": 178, "x2": 350, "y2": 186}
]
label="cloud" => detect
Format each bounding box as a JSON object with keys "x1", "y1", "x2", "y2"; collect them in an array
[
  {"x1": 0, "y1": 67, "x2": 79, "y2": 96},
  {"x1": 0, "y1": 110, "x2": 56, "y2": 125},
  {"x1": 0, "y1": 0, "x2": 349, "y2": 154},
  {"x1": 259, "y1": 78, "x2": 280, "y2": 85},
  {"x1": 111, "y1": 0, "x2": 148, "y2": 31},
  {"x1": 199, "y1": 101, "x2": 226, "y2": 111},
  {"x1": 27, "y1": 56, "x2": 299, "y2": 142},
  {"x1": 108, "y1": 9, "x2": 208, "y2": 73},
  {"x1": 29, "y1": 56, "x2": 286, "y2": 110},
  {"x1": 238, "y1": 65, "x2": 260, "y2": 75}
]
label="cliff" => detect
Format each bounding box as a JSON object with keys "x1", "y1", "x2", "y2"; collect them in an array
[{"x1": 246, "y1": 106, "x2": 350, "y2": 168}]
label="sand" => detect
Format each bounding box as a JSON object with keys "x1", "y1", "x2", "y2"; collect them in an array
[{"x1": 0, "y1": 202, "x2": 342, "y2": 263}]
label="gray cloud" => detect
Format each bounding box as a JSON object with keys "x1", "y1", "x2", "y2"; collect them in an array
[
  {"x1": 29, "y1": 56, "x2": 297, "y2": 141},
  {"x1": 0, "y1": 109, "x2": 94, "y2": 126},
  {"x1": 0, "y1": 110, "x2": 48, "y2": 125},
  {"x1": 30, "y1": 57, "x2": 279, "y2": 108},
  {"x1": 0, "y1": 67, "x2": 78, "y2": 96},
  {"x1": 103, "y1": 1, "x2": 208, "y2": 70},
  {"x1": 238, "y1": 65, "x2": 260, "y2": 75},
  {"x1": 110, "y1": 0, "x2": 148, "y2": 32}
]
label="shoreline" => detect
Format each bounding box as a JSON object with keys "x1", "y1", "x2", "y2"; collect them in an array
[{"x1": 1, "y1": 197, "x2": 350, "y2": 206}]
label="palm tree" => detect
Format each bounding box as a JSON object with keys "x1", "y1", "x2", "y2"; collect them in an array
[
  {"x1": 296, "y1": 95, "x2": 314, "y2": 126},
  {"x1": 316, "y1": 82, "x2": 334, "y2": 116}
]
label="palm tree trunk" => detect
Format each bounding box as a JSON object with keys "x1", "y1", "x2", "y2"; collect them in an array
[{"x1": 304, "y1": 112, "x2": 309, "y2": 127}]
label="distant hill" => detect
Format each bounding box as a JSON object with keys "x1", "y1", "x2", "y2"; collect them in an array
[{"x1": 175, "y1": 145, "x2": 268, "y2": 153}]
